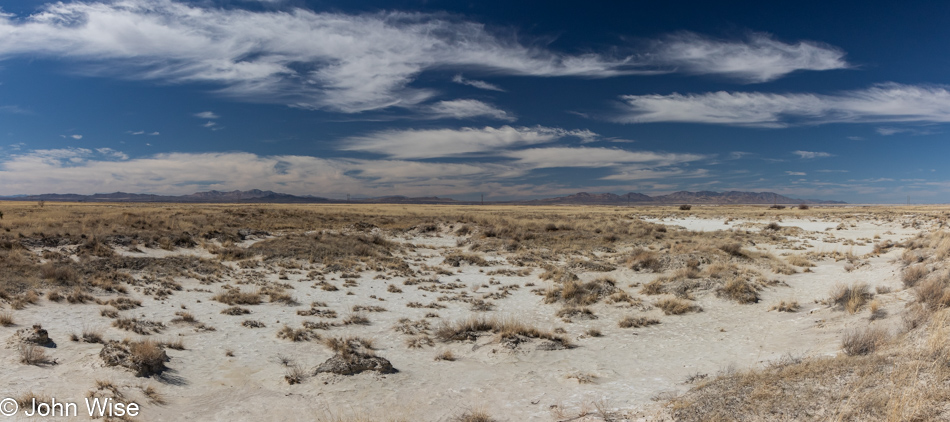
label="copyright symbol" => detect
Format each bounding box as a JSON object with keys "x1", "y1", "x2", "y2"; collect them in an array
[{"x1": 0, "y1": 398, "x2": 17, "y2": 416}]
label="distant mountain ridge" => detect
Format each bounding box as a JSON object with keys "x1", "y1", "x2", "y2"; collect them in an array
[
  {"x1": 523, "y1": 190, "x2": 845, "y2": 205},
  {"x1": 0, "y1": 189, "x2": 845, "y2": 205}
]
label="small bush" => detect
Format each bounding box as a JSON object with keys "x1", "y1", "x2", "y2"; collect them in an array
[
  {"x1": 655, "y1": 297, "x2": 702, "y2": 315},
  {"x1": 902, "y1": 264, "x2": 929, "y2": 287},
  {"x1": 717, "y1": 278, "x2": 760, "y2": 304},
  {"x1": 830, "y1": 283, "x2": 873, "y2": 314},
  {"x1": 842, "y1": 326, "x2": 889, "y2": 356},
  {"x1": 434, "y1": 350, "x2": 456, "y2": 361},
  {"x1": 19, "y1": 344, "x2": 55, "y2": 366},
  {"x1": 679, "y1": 205, "x2": 692, "y2": 211},
  {"x1": 221, "y1": 306, "x2": 251, "y2": 315},
  {"x1": 212, "y1": 289, "x2": 262, "y2": 305},
  {"x1": 0, "y1": 312, "x2": 13, "y2": 327},
  {"x1": 769, "y1": 300, "x2": 800, "y2": 312},
  {"x1": 618, "y1": 315, "x2": 660, "y2": 328}
]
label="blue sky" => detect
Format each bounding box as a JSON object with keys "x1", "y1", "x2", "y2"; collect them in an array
[{"x1": 1, "y1": 0, "x2": 949, "y2": 203}]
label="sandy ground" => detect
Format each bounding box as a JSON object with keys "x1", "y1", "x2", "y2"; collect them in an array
[{"x1": 0, "y1": 213, "x2": 927, "y2": 421}]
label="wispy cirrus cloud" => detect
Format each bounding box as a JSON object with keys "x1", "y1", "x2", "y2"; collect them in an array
[
  {"x1": 0, "y1": 2, "x2": 848, "y2": 116},
  {"x1": 502, "y1": 147, "x2": 705, "y2": 169},
  {"x1": 614, "y1": 83, "x2": 950, "y2": 127},
  {"x1": 452, "y1": 74, "x2": 505, "y2": 92},
  {"x1": 793, "y1": 150, "x2": 832, "y2": 159},
  {"x1": 341, "y1": 126, "x2": 595, "y2": 159},
  {"x1": 644, "y1": 32, "x2": 848, "y2": 83},
  {"x1": 423, "y1": 100, "x2": 515, "y2": 121},
  {"x1": 193, "y1": 111, "x2": 220, "y2": 119}
]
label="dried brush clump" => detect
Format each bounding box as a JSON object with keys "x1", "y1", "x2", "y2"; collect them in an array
[
  {"x1": 830, "y1": 283, "x2": 874, "y2": 314},
  {"x1": 655, "y1": 297, "x2": 702, "y2": 315}
]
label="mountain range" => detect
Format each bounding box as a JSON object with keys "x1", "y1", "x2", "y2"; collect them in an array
[{"x1": 0, "y1": 189, "x2": 845, "y2": 205}]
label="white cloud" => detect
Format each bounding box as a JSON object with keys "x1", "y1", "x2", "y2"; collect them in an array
[
  {"x1": 786, "y1": 171, "x2": 807, "y2": 176},
  {"x1": 793, "y1": 150, "x2": 832, "y2": 159},
  {"x1": 194, "y1": 111, "x2": 220, "y2": 119},
  {"x1": 646, "y1": 32, "x2": 848, "y2": 83},
  {"x1": 424, "y1": 100, "x2": 514, "y2": 121},
  {"x1": 0, "y1": 1, "x2": 639, "y2": 114},
  {"x1": 847, "y1": 136, "x2": 864, "y2": 140},
  {"x1": 71, "y1": 134, "x2": 83, "y2": 140},
  {"x1": 615, "y1": 83, "x2": 950, "y2": 127},
  {"x1": 502, "y1": 147, "x2": 705, "y2": 169},
  {"x1": 341, "y1": 126, "x2": 595, "y2": 159},
  {"x1": 452, "y1": 74, "x2": 505, "y2": 92},
  {"x1": 0, "y1": 2, "x2": 848, "y2": 114},
  {"x1": 600, "y1": 168, "x2": 710, "y2": 181},
  {"x1": 0, "y1": 105, "x2": 29, "y2": 114}
]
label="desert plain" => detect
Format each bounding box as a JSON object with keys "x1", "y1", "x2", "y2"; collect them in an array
[{"x1": 1, "y1": 202, "x2": 949, "y2": 421}]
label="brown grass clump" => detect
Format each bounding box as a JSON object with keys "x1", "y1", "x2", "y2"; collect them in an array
[
  {"x1": 544, "y1": 277, "x2": 616, "y2": 306},
  {"x1": 769, "y1": 300, "x2": 800, "y2": 312},
  {"x1": 443, "y1": 253, "x2": 488, "y2": 267},
  {"x1": 841, "y1": 326, "x2": 889, "y2": 356},
  {"x1": 434, "y1": 350, "x2": 456, "y2": 361},
  {"x1": 453, "y1": 410, "x2": 495, "y2": 422},
  {"x1": 212, "y1": 288, "x2": 262, "y2": 305},
  {"x1": 716, "y1": 278, "x2": 760, "y2": 304},
  {"x1": 113, "y1": 317, "x2": 165, "y2": 335},
  {"x1": 655, "y1": 297, "x2": 702, "y2": 315},
  {"x1": 902, "y1": 264, "x2": 929, "y2": 287},
  {"x1": 830, "y1": 283, "x2": 874, "y2": 314},
  {"x1": 19, "y1": 344, "x2": 55, "y2": 365},
  {"x1": 277, "y1": 325, "x2": 315, "y2": 342},
  {"x1": 785, "y1": 254, "x2": 814, "y2": 267},
  {"x1": 627, "y1": 248, "x2": 663, "y2": 272},
  {"x1": 914, "y1": 276, "x2": 950, "y2": 310},
  {"x1": 221, "y1": 306, "x2": 251, "y2": 315},
  {"x1": 618, "y1": 315, "x2": 660, "y2": 328},
  {"x1": 434, "y1": 316, "x2": 571, "y2": 347},
  {"x1": 0, "y1": 312, "x2": 13, "y2": 327}
]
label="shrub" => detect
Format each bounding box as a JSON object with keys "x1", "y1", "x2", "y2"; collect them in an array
[
  {"x1": 655, "y1": 297, "x2": 702, "y2": 315},
  {"x1": 0, "y1": 312, "x2": 13, "y2": 327},
  {"x1": 902, "y1": 264, "x2": 929, "y2": 287},
  {"x1": 829, "y1": 283, "x2": 873, "y2": 314},
  {"x1": 717, "y1": 278, "x2": 760, "y2": 304},
  {"x1": 841, "y1": 326, "x2": 889, "y2": 356},
  {"x1": 679, "y1": 205, "x2": 692, "y2": 211},
  {"x1": 618, "y1": 315, "x2": 660, "y2": 328},
  {"x1": 769, "y1": 300, "x2": 800, "y2": 312},
  {"x1": 212, "y1": 288, "x2": 262, "y2": 305}
]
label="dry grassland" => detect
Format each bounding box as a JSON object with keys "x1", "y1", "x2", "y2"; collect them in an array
[{"x1": 1, "y1": 201, "x2": 949, "y2": 420}]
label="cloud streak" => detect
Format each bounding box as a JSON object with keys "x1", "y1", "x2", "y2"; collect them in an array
[
  {"x1": 645, "y1": 32, "x2": 848, "y2": 83},
  {"x1": 341, "y1": 125, "x2": 594, "y2": 159},
  {"x1": 0, "y1": 2, "x2": 849, "y2": 115},
  {"x1": 614, "y1": 83, "x2": 950, "y2": 127}
]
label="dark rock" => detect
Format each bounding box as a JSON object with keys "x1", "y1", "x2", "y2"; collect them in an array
[
  {"x1": 313, "y1": 353, "x2": 396, "y2": 375},
  {"x1": 16, "y1": 325, "x2": 52, "y2": 347}
]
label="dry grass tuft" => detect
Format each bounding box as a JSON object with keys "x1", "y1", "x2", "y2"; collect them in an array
[
  {"x1": 434, "y1": 350, "x2": 456, "y2": 361},
  {"x1": 830, "y1": 282, "x2": 873, "y2": 314},
  {"x1": 841, "y1": 326, "x2": 889, "y2": 356},
  {"x1": 618, "y1": 315, "x2": 660, "y2": 328},
  {"x1": 19, "y1": 344, "x2": 55, "y2": 365},
  {"x1": 544, "y1": 277, "x2": 616, "y2": 306},
  {"x1": 769, "y1": 300, "x2": 800, "y2": 312},
  {"x1": 655, "y1": 297, "x2": 702, "y2": 315},
  {"x1": 716, "y1": 278, "x2": 760, "y2": 304},
  {"x1": 903, "y1": 264, "x2": 929, "y2": 287},
  {"x1": 0, "y1": 312, "x2": 13, "y2": 327},
  {"x1": 212, "y1": 288, "x2": 262, "y2": 306},
  {"x1": 453, "y1": 410, "x2": 495, "y2": 422}
]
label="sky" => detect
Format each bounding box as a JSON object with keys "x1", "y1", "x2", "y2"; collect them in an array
[{"x1": 1, "y1": 0, "x2": 949, "y2": 203}]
